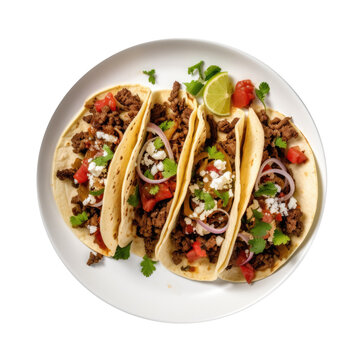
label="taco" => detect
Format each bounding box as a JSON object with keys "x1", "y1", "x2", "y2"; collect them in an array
[
  {"x1": 219, "y1": 105, "x2": 318, "y2": 283},
  {"x1": 52, "y1": 84, "x2": 151, "y2": 256},
  {"x1": 118, "y1": 82, "x2": 197, "y2": 259},
  {"x1": 157, "y1": 104, "x2": 245, "y2": 281}
]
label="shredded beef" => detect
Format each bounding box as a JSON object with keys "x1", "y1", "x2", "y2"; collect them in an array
[
  {"x1": 151, "y1": 103, "x2": 167, "y2": 124},
  {"x1": 56, "y1": 168, "x2": 76, "y2": 180},
  {"x1": 282, "y1": 208, "x2": 303, "y2": 236},
  {"x1": 87, "y1": 252, "x2": 103, "y2": 266},
  {"x1": 219, "y1": 130, "x2": 236, "y2": 159},
  {"x1": 207, "y1": 114, "x2": 218, "y2": 145},
  {"x1": 115, "y1": 88, "x2": 142, "y2": 113},
  {"x1": 71, "y1": 131, "x2": 89, "y2": 154},
  {"x1": 217, "y1": 117, "x2": 239, "y2": 133},
  {"x1": 168, "y1": 81, "x2": 181, "y2": 103}
]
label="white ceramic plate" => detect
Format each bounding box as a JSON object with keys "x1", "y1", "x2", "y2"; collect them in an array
[{"x1": 37, "y1": 39, "x2": 327, "y2": 323}]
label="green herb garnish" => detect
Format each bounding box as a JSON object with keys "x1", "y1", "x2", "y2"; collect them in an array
[
  {"x1": 70, "y1": 211, "x2": 88, "y2": 227},
  {"x1": 249, "y1": 237, "x2": 267, "y2": 254},
  {"x1": 205, "y1": 146, "x2": 225, "y2": 160},
  {"x1": 214, "y1": 190, "x2": 229, "y2": 207},
  {"x1": 254, "y1": 182, "x2": 278, "y2": 197},
  {"x1": 194, "y1": 189, "x2": 215, "y2": 210},
  {"x1": 159, "y1": 120, "x2": 174, "y2": 131},
  {"x1": 113, "y1": 243, "x2": 131, "y2": 260},
  {"x1": 275, "y1": 137, "x2": 287, "y2": 149},
  {"x1": 273, "y1": 229, "x2": 290, "y2": 246},
  {"x1": 149, "y1": 185, "x2": 159, "y2": 195},
  {"x1": 183, "y1": 80, "x2": 204, "y2": 96},
  {"x1": 93, "y1": 145, "x2": 114, "y2": 166},
  {"x1": 143, "y1": 69, "x2": 156, "y2": 84},
  {"x1": 127, "y1": 184, "x2": 139, "y2": 207},
  {"x1": 255, "y1": 82, "x2": 270, "y2": 110},
  {"x1": 252, "y1": 208, "x2": 263, "y2": 221},
  {"x1": 162, "y1": 158, "x2": 177, "y2": 178},
  {"x1": 140, "y1": 255, "x2": 157, "y2": 277},
  {"x1": 188, "y1": 60, "x2": 204, "y2": 80},
  {"x1": 144, "y1": 170, "x2": 154, "y2": 180},
  {"x1": 89, "y1": 188, "x2": 104, "y2": 196},
  {"x1": 204, "y1": 65, "x2": 221, "y2": 81},
  {"x1": 153, "y1": 137, "x2": 164, "y2": 150}
]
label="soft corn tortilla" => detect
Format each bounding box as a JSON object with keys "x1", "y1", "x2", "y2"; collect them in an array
[
  {"x1": 52, "y1": 84, "x2": 151, "y2": 256},
  {"x1": 157, "y1": 104, "x2": 245, "y2": 281},
  {"x1": 219, "y1": 106, "x2": 318, "y2": 282},
  {"x1": 118, "y1": 90, "x2": 197, "y2": 260}
]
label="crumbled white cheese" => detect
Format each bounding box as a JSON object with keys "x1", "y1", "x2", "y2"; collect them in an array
[
  {"x1": 210, "y1": 171, "x2": 232, "y2": 190},
  {"x1": 146, "y1": 141, "x2": 156, "y2": 156},
  {"x1": 88, "y1": 161, "x2": 104, "y2": 177},
  {"x1": 194, "y1": 202, "x2": 205, "y2": 214},
  {"x1": 203, "y1": 177, "x2": 209, "y2": 183},
  {"x1": 184, "y1": 217, "x2": 192, "y2": 225},
  {"x1": 141, "y1": 153, "x2": 154, "y2": 166},
  {"x1": 150, "y1": 164, "x2": 158, "y2": 176},
  {"x1": 216, "y1": 236, "x2": 224, "y2": 246},
  {"x1": 210, "y1": 171, "x2": 219, "y2": 179},
  {"x1": 189, "y1": 184, "x2": 200, "y2": 194},
  {"x1": 152, "y1": 150, "x2": 166, "y2": 160},
  {"x1": 103, "y1": 178, "x2": 107, "y2": 186},
  {"x1": 228, "y1": 189, "x2": 234, "y2": 198},
  {"x1": 288, "y1": 197, "x2": 297, "y2": 210},
  {"x1": 157, "y1": 161, "x2": 164, "y2": 172},
  {"x1": 274, "y1": 184, "x2": 282, "y2": 193},
  {"x1": 83, "y1": 194, "x2": 96, "y2": 206},
  {"x1": 87, "y1": 225, "x2": 98, "y2": 234},
  {"x1": 195, "y1": 222, "x2": 210, "y2": 236},
  {"x1": 192, "y1": 196, "x2": 201, "y2": 205},
  {"x1": 200, "y1": 170, "x2": 207, "y2": 177},
  {"x1": 96, "y1": 131, "x2": 117, "y2": 143},
  {"x1": 87, "y1": 173, "x2": 94, "y2": 187},
  {"x1": 265, "y1": 197, "x2": 288, "y2": 216},
  {"x1": 214, "y1": 160, "x2": 226, "y2": 171}
]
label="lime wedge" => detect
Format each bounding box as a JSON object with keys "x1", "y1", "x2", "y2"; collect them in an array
[{"x1": 203, "y1": 72, "x2": 232, "y2": 116}]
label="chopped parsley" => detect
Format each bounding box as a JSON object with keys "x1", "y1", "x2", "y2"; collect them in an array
[
  {"x1": 273, "y1": 229, "x2": 290, "y2": 246},
  {"x1": 184, "y1": 80, "x2": 204, "y2": 96},
  {"x1": 70, "y1": 211, "x2": 88, "y2": 227},
  {"x1": 162, "y1": 158, "x2": 177, "y2": 178},
  {"x1": 89, "y1": 188, "x2": 104, "y2": 196},
  {"x1": 140, "y1": 255, "x2": 157, "y2": 277},
  {"x1": 255, "y1": 82, "x2": 270, "y2": 109},
  {"x1": 249, "y1": 237, "x2": 267, "y2": 254},
  {"x1": 205, "y1": 146, "x2": 225, "y2": 160},
  {"x1": 93, "y1": 145, "x2": 114, "y2": 166},
  {"x1": 275, "y1": 137, "x2": 287, "y2": 149},
  {"x1": 204, "y1": 65, "x2": 221, "y2": 81},
  {"x1": 194, "y1": 189, "x2": 215, "y2": 210},
  {"x1": 159, "y1": 120, "x2": 174, "y2": 131},
  {"x1": 113, "y1": 243, "x2": 131, "y2": 260},
  {"x1": 144, "y1": 169, "x2": 154, "y2": 179},
  {"x1": 214, "y1": 190, "x2": 229, "y2": 207},
  {"x1": 149, "y1": 185, "x2": 159, "y2": 195},
  {"x1": 254, "y1": 182, "x2": 278, "y2": 197},
  {"x1": 188, "y1": 60, "x2": 204, "y2": 80},
  {"x1": 127, "y1": 184, "x2": 139, "y2": 207},
  {"x1": 250, "y1": 212, "x2": 272, "y2": 238},
  {"x1": 153, "y1": 137, "x2": 164, "y2": 150},
  {"x1": 143, "y1": 69, "x2": 156, "y2": 85}
]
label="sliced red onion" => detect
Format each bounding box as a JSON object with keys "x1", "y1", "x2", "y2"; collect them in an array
[
  {"x1": 195, "y1": 209, "x2": 229, "y2": 235},
  {"x1": 237, "y1": 233, "x2": 254, "y2": 266},
  {"x1": 255, "y1": 158, "x2": 288, "y2": 191},
  {"x1": 147, "y1": 123, "x2": 174, "y2": 160},
  {"x1": 260, "y1": 169, "x2": 295, "y2": 201},
  {"x1": 88, "y1": 199, "x2": 103, "y2": 208}
]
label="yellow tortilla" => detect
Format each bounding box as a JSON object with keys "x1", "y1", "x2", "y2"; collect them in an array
[
  {"x1": 52, "y1": 84, "x2": 151, "y2": 256},
  {"x1": 219, "y1": 106, "x2": 318, "y2": 282},
  {"x1": 118, "y1": 89, "x2": 197, "y2": 260},
  {"x1": 157, "y1": 104, "x2": 245, "y2": 281}
]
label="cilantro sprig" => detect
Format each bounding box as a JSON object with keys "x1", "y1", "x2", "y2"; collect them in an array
[
  {"x1": 162, "y1": 158, "x2": 177, "y2": 178},
  {"x1": 273, "y1": 229, "x2": 290, "y2": 246},
  {"x1": 188, "y1": 60, "x2": 204, "y2": 80},
  {"x1": 93, "y1": 145, "x2": 114, "y2": 166},
  {"x1": 70, "y1": 211, "x2": 88, "y2": 227},
  {"x1": 183, "y1": 80, "x2": 204, "y2": 96},
  {"x1": 249, "y1": 237, "x2": 267, "y2": 254},
  {"x1": 194, "y1": 189, "x2": 215, "y2": 210},
  {"x1": 89, "y1": 188, "x2": 104, "y2": 196},
  {"x1": 159, "y1": 120, "x2": 174, "y2": 131},
  {"x1": 255, "y1": 82, "x2": 270, "y2": 109},
  {"x1": 153, "y1": 137, "x2": 164, "y2": 150},
  {"x1": 275, "y1": 137, "x2": 287, "y2": 149},
  {"x1": 248, "y1": 208, "x2": 271, "y2": 254},
  {"x1": 149, "y1": 185, "x2": 159, "y2": 195},
  {"x1": 113, "y1": 243, "x2": 131, "y2": 260},
  {"x1": 254, "y1": 182, "x2": 278, "y2": 198},
  {"x1": 143, "y1": 69, "x2": 156, "y2": 85},
  {"x1": 140, "y1": 255, "x2": 157, "y2": 277},
  {"x1": 127, "y1": 184, "x2": 140, "y2": 207},
  {"x1": 205, "y1": 146, "x2": 225, "y2": 160},
  {"x1": 214, "y1": 190, "x2": 229, "y2": 207},
  {"x1": 204, "y1": 65, "x2": 221, "y2": 81},
  {"x1": 144, "y1": 170, "x2": 154, "y2": 180}
]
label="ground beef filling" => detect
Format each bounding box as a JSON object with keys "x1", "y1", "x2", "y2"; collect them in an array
[
  {"x1": 133, "y1": 81, "x2": 192, "y2": 258},
  {"x1": 56, "y1": 88, "x2": 142, "y2": 243},
  {"x1": 170, "y1": 117, "x2": 236, "y2": 266}
]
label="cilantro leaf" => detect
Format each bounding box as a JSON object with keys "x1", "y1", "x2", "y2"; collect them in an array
[
  {"x1": 205, "y1": 146, "x2": 225, "y2": 160},
  {"x1": 113, "y1": 243, "x2": 131, "y2": 260},
  {"x1": 204, "y1": 65, "x2": 221, "y2": 81},
  {"x1": 153, "y1": 137, "x2": 164, "y2": 150},
  {"x1": 188, "y1": 60, "x2": 204, "y2": 80},
  {"x1": 254, "y1": 182, "x2": 278, "y2": 197},
  {"x1": 159, "y1": 120, "x2": 174, "y2": 131},
  {"x1": 214, "y1": 190, "x2": 229, "y2": 207},
  {"x1": 194, "y1": 189, "x2": 215, "y2": 211},
  {"x1": 275, "y1": 137, "x2": 287, "y2": 149},
  {"x1": 250, "y1": 220, "x2": 272, "y2": 238},
  {"x1": 127, "y1": 184, "x2": 139, "y2": 207},
  {"x1": 252, "y1": 208, "x2": 263, "y2": 221},
  {"x1": 144, "y1": 169, "x2": 154, "y2": 180},
  {"x1": 140, "y1": 255, "x2": 157, "y2": 277},
  {"x1": 143, "y1": 69, "x2": 156, "y2": 85},
  {"x1": 273, "y1": 229, "x2": 290, "y2": 246},
  {"x1": 162, "y1": 158, "x2": 177, "y2": 178},
  {"x1": 93, "y1": 145, "x2": 114, "y2": 166},
  {"x1": 89, "y1": 188, "x2": 104, "y2": 196},
  {"x1": 183, "y1": 80, "x2": 204, "y2": 96},
  {"x1": 255, "y1": 82, "x2": 270, "y2": 109},
  {"x1": 149, "y1": 185, "x2": 159, "y2": 195},
  {"x1": 70, "y1": 211, "x2": 88, "y2": 227},
  {"x1": 249, "y1": 237, "x2": 266, "y2": 254}
]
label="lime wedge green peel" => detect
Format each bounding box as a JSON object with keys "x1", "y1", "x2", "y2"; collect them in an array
[{"x1": 203, "y1": 72, "x2": 232, "y2": 116}]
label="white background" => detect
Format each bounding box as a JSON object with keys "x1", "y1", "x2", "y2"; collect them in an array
[{"x1": 1, "y1": 0, "x2": 359, "y2": 359}]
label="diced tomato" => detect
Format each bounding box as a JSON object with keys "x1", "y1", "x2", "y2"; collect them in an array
[
  {"x1": 94, "y1": 92, "x2": 117, "y2": 112},
  {"x1": 185, "y1": 225, "x2": 194, "y2": 234},
  {"x1": 168, "y1": 180, "x2": 177, "y2": 193},
  {"x1": 73, "y1": 159, "x2": 89, "y2": 184},
  {"x1": 275, "y1": 213, "x2": 282, "y2": 222},
  {"x1": 262, "y1": 212, "x2": 273, "y2": 223},
  {"x1": 278, "y1": 192, "x2": 285, "y2": 198},
  {"x1": 94, "y1": 229, "x2": 108, "y2": 250},
  {"x1": 186, "y1": 241, "x2": 207, "y2": 263},
  {"x1": 235, "y1": 251, "x2": 255, "y2": 284},
  {"x1": 232, "y1": 79, "x2": 255, "y2": 108},
  {"x1": 139, "y1": 181, "x2": 173, "y2": 212},
  {"x1": 206, "y1": 165, "x2": 220, "y2": 174},
  {"x1": 286, "y1": 146, "x2": 308, "y2": 164},
  {"x1": 263, "y1": 164, "x2": 271, "y2": 171}
]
